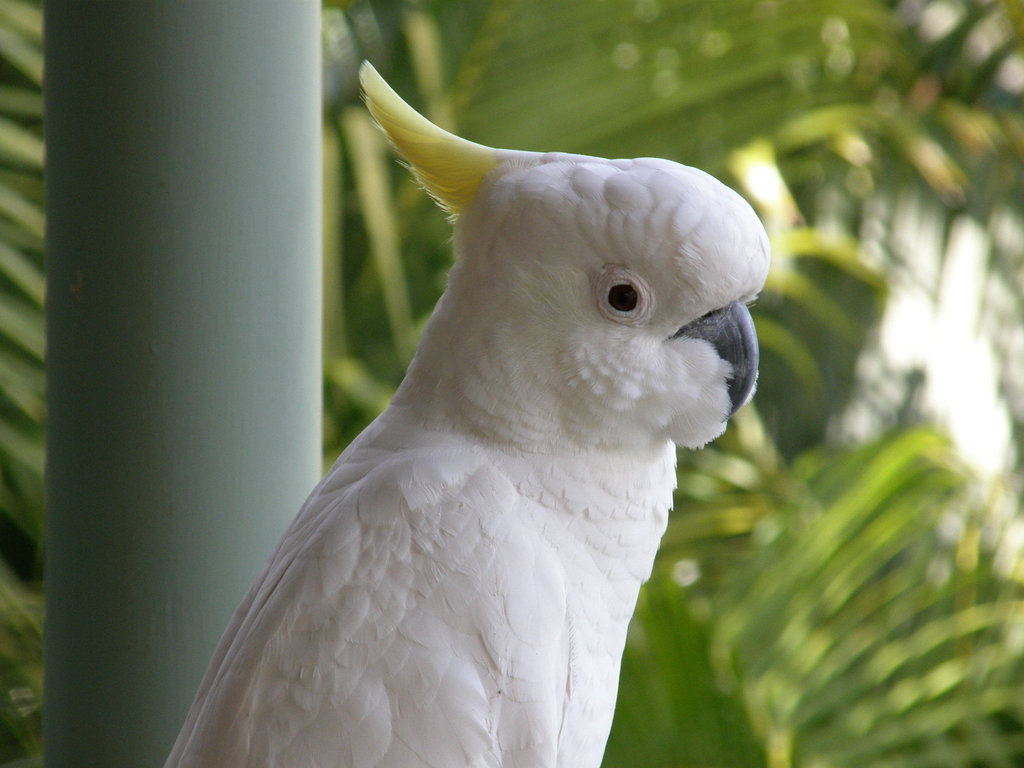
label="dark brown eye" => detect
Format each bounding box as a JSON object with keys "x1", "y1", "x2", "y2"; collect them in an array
[{"x1": 607, "y1": 283, "x2": 639, "y2": 312}]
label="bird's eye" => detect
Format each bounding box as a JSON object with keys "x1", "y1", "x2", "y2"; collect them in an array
[
  {"x1": 593, "y1": 265, "x2": 654, "y2": 326},
  {"x1": 607, "y1": 284, "x2": 639, "y2": 312}
]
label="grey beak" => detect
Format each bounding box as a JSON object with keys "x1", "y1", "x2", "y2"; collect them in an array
[{"x1": 670, "y1": 301, "x2": 759, "y2": 416}]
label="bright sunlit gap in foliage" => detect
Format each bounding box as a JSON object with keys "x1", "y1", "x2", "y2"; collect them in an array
[
  {"x1": 841, "y1": 203, "x2": 1018, "y2": 477},
  {"x1": 744, "y1": 163, "x2": 786, "y2": 209}
]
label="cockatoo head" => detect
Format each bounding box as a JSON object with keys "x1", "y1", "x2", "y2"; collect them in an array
[{"x1": 361, "y1": 64, "x2": 770, "y2": 452}]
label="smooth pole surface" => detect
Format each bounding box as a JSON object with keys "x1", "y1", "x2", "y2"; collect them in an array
[{"x1": 44, "y1": 4, "x2": 322, "y2": 765}]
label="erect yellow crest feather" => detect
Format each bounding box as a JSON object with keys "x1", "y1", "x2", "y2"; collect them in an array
[{"x1": 359, "y1": 62, "x2": 497, "y2": 215}]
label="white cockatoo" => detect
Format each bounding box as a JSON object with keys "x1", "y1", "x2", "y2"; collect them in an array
[{"x1": 165, "y1": 63, "x2": 770, "y2": 768}]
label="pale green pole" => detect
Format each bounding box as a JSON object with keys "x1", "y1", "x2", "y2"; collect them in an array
[{"x1": 43, "y1": 3, "x2": 322, "y2": 766}]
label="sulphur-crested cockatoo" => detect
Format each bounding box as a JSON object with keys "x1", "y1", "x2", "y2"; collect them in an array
[{"x1": 165, "y1": 62, "x2": 770, "y2": 768}]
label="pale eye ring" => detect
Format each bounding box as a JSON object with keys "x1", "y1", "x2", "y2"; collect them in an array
[{"x1": 593, "y1": 265, "x2": 654, "y2": 326}]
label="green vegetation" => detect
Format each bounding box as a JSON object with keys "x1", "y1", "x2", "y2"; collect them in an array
[
  {"x1": 0, "y1": 0, "x2": 42, "y2": 763},
  {"x1": 3, "y1": 0, "x2": 1023, "y2": 765}
]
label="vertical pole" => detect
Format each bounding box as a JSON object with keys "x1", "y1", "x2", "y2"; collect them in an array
[{"x1": 43, "y1": 3, "x2": 322, "y2": 766}]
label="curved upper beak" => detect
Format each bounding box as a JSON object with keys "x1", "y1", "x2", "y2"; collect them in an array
[{"x1": 670, "y1": 301, "x2": 759, "y2": 416}]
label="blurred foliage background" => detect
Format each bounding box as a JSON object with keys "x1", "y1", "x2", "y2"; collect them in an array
[{"x1": 2, "y1": 0, "x2": 1023, "y2": 765}]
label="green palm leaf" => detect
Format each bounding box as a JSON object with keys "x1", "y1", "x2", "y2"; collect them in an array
[{"x1": 0, "y1": 0, "x2": 42, "y2": 763}]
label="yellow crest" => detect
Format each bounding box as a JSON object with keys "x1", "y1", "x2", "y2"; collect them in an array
[{"x1": 359, "y1": 62, "x2": 497, "y2": 216}]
